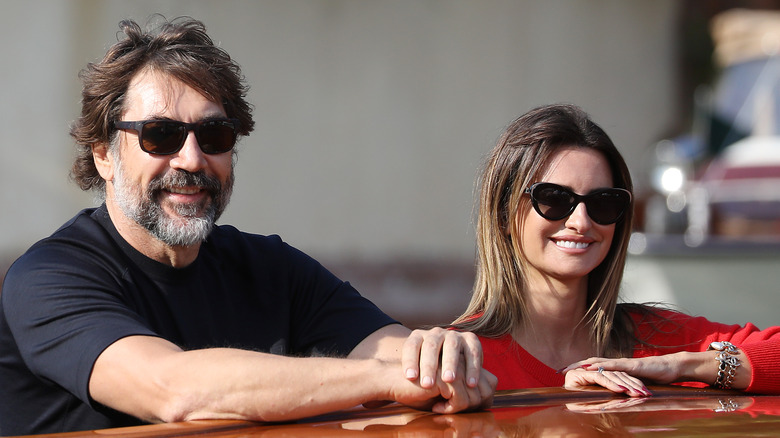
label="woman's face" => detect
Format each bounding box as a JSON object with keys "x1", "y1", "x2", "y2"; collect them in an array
[{"x1": 517, "y1": 147, "x2": 616, "y2": 286}]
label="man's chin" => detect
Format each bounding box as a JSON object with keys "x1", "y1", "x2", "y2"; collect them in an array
[
  {"x1": 162, "y1": 199, "x2": 211, "y2": 219},
  {"x1": 150, "y1": 213, "x2": 215, "y2": 247}
]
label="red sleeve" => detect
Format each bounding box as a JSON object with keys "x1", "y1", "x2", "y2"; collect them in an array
[
  {"x1": 632, "y1": 309, "x2": 780, "y2": 393},
  {"x1": 740, "y1": 340, "x2": 780, "y2": 393}
]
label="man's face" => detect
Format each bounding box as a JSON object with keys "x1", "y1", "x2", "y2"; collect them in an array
[{"x1": 108, "y1": 70, "x2": 235, "y2": 247}]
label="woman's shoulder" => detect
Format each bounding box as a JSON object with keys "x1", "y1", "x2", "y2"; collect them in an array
[
  {"x1": 476, "y1": 332, "x2": 514, "y2": 346},
  {"x1": 619, "y1": 303, "x2": 694, "y2": 324}
]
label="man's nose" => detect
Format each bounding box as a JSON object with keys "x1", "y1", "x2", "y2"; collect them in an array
[{"x1": 169, "y1": 132, "x2": 207, "y2": 172}]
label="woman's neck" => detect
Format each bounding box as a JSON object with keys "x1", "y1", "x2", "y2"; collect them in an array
[{"x1": 512, "y1": 275, "x2": 597, "y2": 370}]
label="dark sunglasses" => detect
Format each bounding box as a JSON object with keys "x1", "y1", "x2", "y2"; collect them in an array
[
  {"x1": 524, "y1": 182, "x2": 631, "y2": 225},
  {"x1": 113, "y1": 119, "x2": 240, "y2": 155}
]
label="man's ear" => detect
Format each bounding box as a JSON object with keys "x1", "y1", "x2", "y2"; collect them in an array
[{"x1": 92, "y1": 142, "x2": 115, "y2": 182}]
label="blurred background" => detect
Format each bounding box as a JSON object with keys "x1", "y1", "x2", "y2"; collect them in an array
[{"x1": 1, "y1": 0, "x2": 779, "y2": 329}]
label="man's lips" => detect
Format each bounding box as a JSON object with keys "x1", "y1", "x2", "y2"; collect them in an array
[{"x1": 165, "y1": 186, "x2": 203, "y2": 196}]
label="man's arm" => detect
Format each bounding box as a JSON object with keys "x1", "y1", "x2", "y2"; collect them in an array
[{"x1": 89, "y1": 334, "x2": 455, "y2": 424}]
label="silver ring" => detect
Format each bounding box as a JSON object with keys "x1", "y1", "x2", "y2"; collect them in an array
[{"x1": 597, "y1": 366, "x2": 604, "y2": 374}]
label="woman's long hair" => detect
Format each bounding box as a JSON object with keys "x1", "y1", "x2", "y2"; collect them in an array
[{"x1": 452, "y1": 103, "x2": 636, "y2": 356}]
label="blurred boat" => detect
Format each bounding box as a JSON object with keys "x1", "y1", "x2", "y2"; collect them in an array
[{"x1": 641, "y1": 8, "x2": 780, "y2": 246}]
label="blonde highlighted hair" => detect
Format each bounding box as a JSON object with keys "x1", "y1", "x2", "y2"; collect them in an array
[{"x1": 452, "y1": 104, "x2": 635, "y2": 356}]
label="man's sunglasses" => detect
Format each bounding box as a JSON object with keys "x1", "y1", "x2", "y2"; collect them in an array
[
  {"x1": 113, "y1": 119, "x2": 240, "y2": 155},
  {"x1": 524, "y1": 182, "x2": 631, "y2": 225}
]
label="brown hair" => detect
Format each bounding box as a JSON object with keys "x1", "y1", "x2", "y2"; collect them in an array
[
  {"x1": 69, "y1": 16, "x2": 254, "y2": 192},
  {"x1": 452, "y1": 103, "x2": 636, "y2": 356}
]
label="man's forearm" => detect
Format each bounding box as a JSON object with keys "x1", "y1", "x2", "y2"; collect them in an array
[
  {"x1": 161, "y1": 349, "x2": 395, "y2": 422},
  {"x1": 90, "y1": 336, "x2": 406, "y2": 424}
]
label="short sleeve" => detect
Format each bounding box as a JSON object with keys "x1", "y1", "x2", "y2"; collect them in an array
[{"x1": 2, "y1": 231, "x2": 157, "y2": 406}]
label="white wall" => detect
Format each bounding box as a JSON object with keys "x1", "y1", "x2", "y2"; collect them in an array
[{"x1": 0, "y1": 0, "x2": 679, "y2": 263}]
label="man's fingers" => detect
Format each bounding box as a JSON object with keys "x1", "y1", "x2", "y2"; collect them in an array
[
  {"x1": 439, "y1": 331, "x2": 462, "y2": 383},
  {"x1": 478, "y1": 369, "x2": 497, "y2": 409},
  {"x1": 460, "y1": 331, "x2": 483, "y2": 387},
  {"x1": 401, "y1": 331, "x2": 424, "y2": 381},
  {"x1": 438, "y1": 330, "x2": 483, "y2": 386},
  {"x1": 417, "y1": 328, "x2": 446, "y2": 388},
  {"x1": 402, "y1": 328, "x2": 491, "y2": 405},
  {"x1": 435, "y1": 364, "x2": 495, "y2": 414}
]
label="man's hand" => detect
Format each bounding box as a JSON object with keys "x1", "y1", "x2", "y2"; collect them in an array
[
  {"x1": 402, "y1": 328, "x2": 482, "y2": 387},
  {"x1": 387, "y1": 355, "x2": 495, "y2": 414},
  {"x1": 400, "y1": 328, "x2": 496, "y2": 412}
]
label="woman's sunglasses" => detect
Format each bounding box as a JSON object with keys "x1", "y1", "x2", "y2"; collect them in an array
[
  {"x1": 524, "y1": 182, "x2": 631, "y2": 225},
  {"x1": 113, "y1": 119, "x2": 240, "y2": 155}
]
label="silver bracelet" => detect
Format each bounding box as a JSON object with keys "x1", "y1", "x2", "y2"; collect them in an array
[
  {"x1": 714, "y1": 398, "x2": 740, "y2": 413},
  {"x1": 708, "y1": 341, "x2": 741, "y2": 389}
]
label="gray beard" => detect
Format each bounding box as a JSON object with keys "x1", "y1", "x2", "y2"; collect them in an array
[{"x1": 111, "y1": 157, "x2": 233, "y2": 247}]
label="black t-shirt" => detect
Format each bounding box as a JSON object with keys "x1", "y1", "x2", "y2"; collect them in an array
[{"x1": 0, "y1": 205, "x2": 397, "y2": 435}]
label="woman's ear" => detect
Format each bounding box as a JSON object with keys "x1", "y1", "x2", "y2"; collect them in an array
[{"x1": 92, "y1": 142, "x2": 115, "y2": 182}]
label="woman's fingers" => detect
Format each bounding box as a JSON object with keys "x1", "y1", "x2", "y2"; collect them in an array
[{"x1": 564, "y1": 368, "x2": 651, "y2": 397}]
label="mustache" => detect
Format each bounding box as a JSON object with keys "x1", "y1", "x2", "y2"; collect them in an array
[{"x1": 147, "y1": 170, "x2": 223, "y2": 195}]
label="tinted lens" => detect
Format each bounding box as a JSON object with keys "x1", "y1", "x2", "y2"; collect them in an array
[
  {"x1": 533, "y1": 184, "x2": 577, "y2": 220},
  {"x1": 528, "y1": 183, "x2": 630, "y2": 225},
  {"x1": 584, "y1": 190, "x2": 630, "y2": 224},
  {"x1": 195, "y1": 120, "x2": 238, "y2": 154},
  {"x1": 140, "y1": 121, "x2": 187, "y2": 154}
]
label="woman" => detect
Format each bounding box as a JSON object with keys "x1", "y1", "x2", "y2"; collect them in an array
[{"x1": 452, "y1": 103, "x2": 780, "y2": 396}]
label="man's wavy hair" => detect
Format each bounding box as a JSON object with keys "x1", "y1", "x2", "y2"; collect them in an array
[{"x1": 69, "y1": 16, "x2": 254, "y2": 193}]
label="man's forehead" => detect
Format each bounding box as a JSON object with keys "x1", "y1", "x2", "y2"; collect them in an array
[{"x1": 123, "y1": 70, "x2": 222, "y2": 118}]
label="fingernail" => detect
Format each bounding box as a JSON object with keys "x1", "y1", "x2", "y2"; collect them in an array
[
  {"x1": 618, "y1": 385, "x2": 630, "y2": 392},
  {"x1": 643, "y1": 386, "x2": 653, "y2": 396},
  {"x1": 405, "y1": 368, "x2": 417, "y2": 379},
  {"x1": 468, "y1": 377, "x2": 477, "y2": 387},
  {"x1": 443, "y1": 370, "x2": 455, "y2": 381},
  {"x1": 422, "y1": 376, "x2": 434, "y2": 387},
  {"x1": 579, "y1": 364, "x2": 592, "y2": 369},
  {"x1": 556, "y1": 367, "x2": 566, "y2": 374}
]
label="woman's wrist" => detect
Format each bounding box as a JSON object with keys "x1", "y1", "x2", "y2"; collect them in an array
[
  {"x1": 675, "y1": 351, "x2": 720, "y2": 384},
  {"x1": 677, "y1": 343, "x2": 748, "y2": 390},
  {"x1": 707, "y1": 341, "x2": 743, "y2": 389}
]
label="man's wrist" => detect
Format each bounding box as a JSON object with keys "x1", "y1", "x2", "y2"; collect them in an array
[{"x1": 363, "y1": 358, "x2": 402, "y2": 403}]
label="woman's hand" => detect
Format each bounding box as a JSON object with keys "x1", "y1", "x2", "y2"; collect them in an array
[
  {"x1": 563, "y1": 350, "x2": 750, "y2": 390},
  {"x1": 563, "y1": 367, "x2": 651, "y2": 397},
  {"x1": 565, "y1": 352, "x2": 711, "y2": 385},
  {"x1": 564, "y1": 354, "x2": 682, "y2": 385}
]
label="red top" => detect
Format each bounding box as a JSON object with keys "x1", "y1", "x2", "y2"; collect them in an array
[{"x1": 479, "y1": 309, "x2": 780, "y2": 393}]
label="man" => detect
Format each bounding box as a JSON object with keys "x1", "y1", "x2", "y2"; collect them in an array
[{"x1": 0, "y1": 17, "x2": 495, "y2": 435}]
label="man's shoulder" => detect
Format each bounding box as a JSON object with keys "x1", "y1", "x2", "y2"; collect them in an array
[
  {"x1": 4, "y1": 207, "x2": 117, "y2": 283},
  {"x1": 204, "y1": 226, "x2": 327, "y2": 276},
  {"x1": 207, "y1": 226, "x2": 303, "y2": 260},
  {"x1": 28, "y1": 207, "x2": 111, "y2": 252},
  {"x1": 207, "y1": 225, "x2": 281, "y2": 256}
]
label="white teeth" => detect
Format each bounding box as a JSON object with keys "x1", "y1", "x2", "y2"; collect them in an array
[
  {"x1": 168, "y1": 187, "x2": 200, "y2": 195},
  {"x1": 556, "y1": 240, "x2": 590, "y2": 249}
]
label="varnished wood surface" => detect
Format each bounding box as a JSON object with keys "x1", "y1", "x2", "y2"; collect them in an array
[{"x1": 12, "y1": 386, "x2": 780, "y2": 437}]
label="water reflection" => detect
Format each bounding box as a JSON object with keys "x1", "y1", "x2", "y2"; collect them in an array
[{"x1": 228, "y1": 393, "x2": 779, "y2": 437}]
